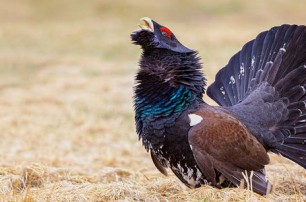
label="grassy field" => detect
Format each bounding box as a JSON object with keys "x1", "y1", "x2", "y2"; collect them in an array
[{"x1": 0, "y1": 0, "x2": 305, "y2": 201}]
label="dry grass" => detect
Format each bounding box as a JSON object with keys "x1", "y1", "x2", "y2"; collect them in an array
[{"x1": 0, "y1": 0, "x2": 305, "y2": 201}]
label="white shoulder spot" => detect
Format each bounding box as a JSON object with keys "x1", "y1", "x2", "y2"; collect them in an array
[
  {"x1": 189, "y1": 144, "x2": 193, "y2": 151},
  {"x1": 188, "y1": 114, "x2": 203, "y2": 126}
]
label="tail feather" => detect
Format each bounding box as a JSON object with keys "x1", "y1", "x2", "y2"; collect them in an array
[
  {"x1": 207, "y1": 24, "x2": 306, "y2": 169},
  {"x1": 241, "y1": 43, "x2": 253, "y2": 99},
  {"x1": 296, "y1": 126, "x2": 306, "y2": 134},
  {"x1": 251, "y1": 170, "x2": 272, "y2": 195},
  {"x1": 278, "y1": 26, "x2": 306, "y2": 78},
  {"x1": 288, "y1": 101, "x2": 306, "y2": 111},
  {"x1": 275, "y1": 66, "x2": 306, "y2": 94},
  {"x1": 283, "y1": 137, "x2": 306, "y2": 144},
  {"x1": 208, "y1": 25, "x2": 306, "y2": 106},
  {"x1": 284, "y1": 109, "x2": 302, "y2": 123},
  {"x1": 298, "y1": 114, "x2": 306, "y2": 122},
  {"x1": 274, "y1": 148, "x2": 306, "y2": 168},
  {"x1": 265, "y1": 49, "x2": 284, "y2": 84},
  {"x1": 284, "y1": 86, "x2": 305, "y2": 102}
]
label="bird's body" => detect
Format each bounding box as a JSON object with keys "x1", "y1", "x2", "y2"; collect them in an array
[
  {"x1": 131, "y1": 18, "x2": 306, "y2": 194},
  {"x1": 134, "y1": 49, "x2": 206, "y2": 187}
]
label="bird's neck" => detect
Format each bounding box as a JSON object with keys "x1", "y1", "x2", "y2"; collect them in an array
[
  {"x1": 138, "y1": 48, "x2": 206, "y2": 98},
  {"x1": 134, "y1": 49, "x2": 206, "y2": 121}
]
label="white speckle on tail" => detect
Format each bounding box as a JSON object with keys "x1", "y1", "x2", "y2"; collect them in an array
[
  {"x1": 229, "y1": 76, "x2": 235, "y2": 84},
  {"x1": 239, "y1": 63, "x2": 245, "y2": 79},
  {"x1": 267, "y1": 61, "x2": 274, "y2": 67},
  {"x1": 220, "y1": 86, "x2": 225, "y2": 95},
  {"x1": 188, "y1": 114, "x2": 203, "y2": 126},
  {"x1": 280, "y1": 43, "x2": 287, "y2": 52},
  {"x1": 251, "y1": 56, "x2": 255, "y2": 69}
]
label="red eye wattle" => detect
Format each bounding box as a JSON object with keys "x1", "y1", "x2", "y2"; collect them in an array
[{"x1": 160, "y1": 27, "x2": 172, "y2": 39}]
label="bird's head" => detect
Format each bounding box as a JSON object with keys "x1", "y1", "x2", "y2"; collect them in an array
[
  {"x1": 131, "y1": 18, "x2": 205, "y2": 99},
  {"x1": 131, "y1": 17, "x2": 193, "y2": 53}
]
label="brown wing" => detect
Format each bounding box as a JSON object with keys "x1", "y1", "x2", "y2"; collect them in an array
[{"x1": 188, "y1": 105, "x2": 271, "y2": 194}]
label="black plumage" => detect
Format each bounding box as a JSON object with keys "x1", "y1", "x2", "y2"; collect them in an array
[{"x1": 131, "y1": 17, "x2": 306, "y2": 195}]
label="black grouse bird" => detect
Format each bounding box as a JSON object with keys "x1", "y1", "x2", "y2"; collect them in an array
[{"x1": 131, "y1": 17, "x2": 306, "y2": 195}]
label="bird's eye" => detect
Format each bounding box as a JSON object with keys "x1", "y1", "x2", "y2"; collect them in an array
[
  {"x1": 162, "y1": 31, "x2": 168, "y2": 37},
  {"x1": 160, "y1": 27, "x2": 172, "y2": 39}
]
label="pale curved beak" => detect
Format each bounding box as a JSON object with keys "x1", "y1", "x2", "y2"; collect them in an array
[{"x1": 138, "y1": 17, "x2": 154, "y2": 32}]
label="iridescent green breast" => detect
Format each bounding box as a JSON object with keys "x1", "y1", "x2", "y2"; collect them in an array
[{"x1": 135, "y1": 85, "x2": 196, "y2": 120}]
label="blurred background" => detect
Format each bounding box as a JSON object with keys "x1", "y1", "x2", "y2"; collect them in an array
[{"x1": 0, "y1": 0, "x2": 305, "y2": 201}]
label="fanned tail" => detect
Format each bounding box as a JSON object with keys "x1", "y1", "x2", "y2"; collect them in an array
[{"x1": 207, "y1": 25, "x2": 306, "y2": 169}]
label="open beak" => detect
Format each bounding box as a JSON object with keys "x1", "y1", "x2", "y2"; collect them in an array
[{"x1": 138, "y1": 17, "x2": 154, "y2": 32}]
